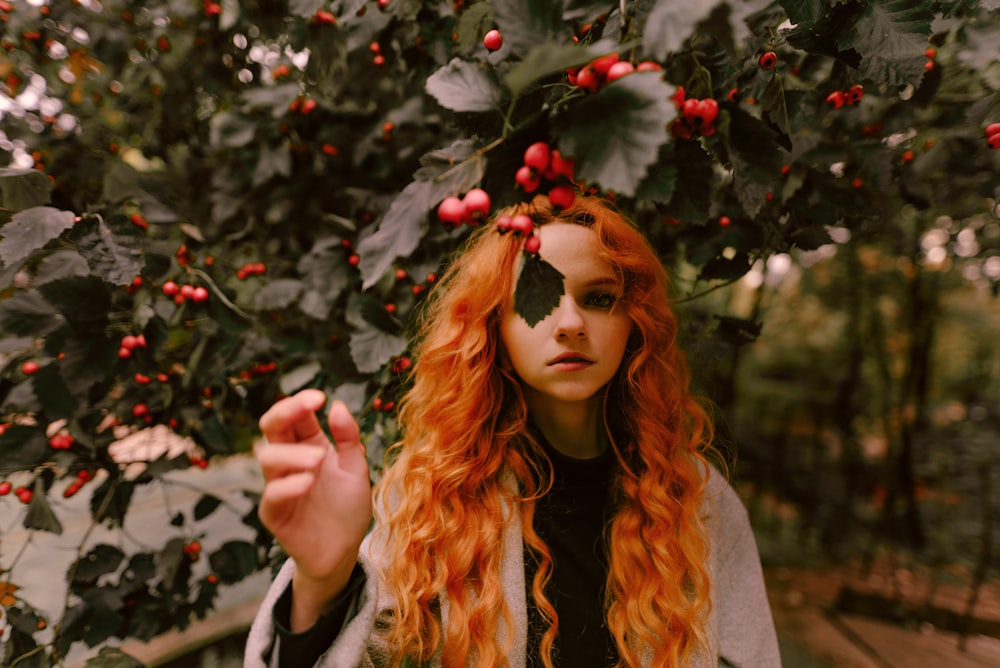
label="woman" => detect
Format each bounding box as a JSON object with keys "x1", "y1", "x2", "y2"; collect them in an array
[{"x1": 245, "y1": 195, "x2": 780, "y2": 667}]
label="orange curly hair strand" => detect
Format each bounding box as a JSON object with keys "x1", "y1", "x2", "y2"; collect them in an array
[{"x1": 373, "y1": 195, "x2": 717, "y2": 667}]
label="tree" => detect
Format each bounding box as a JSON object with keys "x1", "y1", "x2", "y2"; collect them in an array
[{"x1": 0, "y1": 0, "x2": 998, "y2": 663}]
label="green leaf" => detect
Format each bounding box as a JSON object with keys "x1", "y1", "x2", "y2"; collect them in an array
[
  {"x1": 209, "y1": 111, "x2": 258, "y2": 149},
  {"x1": 726, "y1": 108, "x2": 783, "y2": 218},
  {"x1": 208, "y1": 540, "x2": 260, "y2": 584},
  {"x1": 492, "y1": 0, "x2": 567, "y2": 57},
  {"x1": 778, "y1": 0, "x2": 826, "y2": 28},
  {"x1": 298, "y1": 237, "x2": 353, "y2": 320},
  {"x1": 699, "y1": 252, "x2": 752, "y2": 281},
  {"x1": 504, "y1": 38, "x2": 618, "y2": 98},
  {"x1": 514, "y1": 251, "x2": 565, "y2": 328},
  {"x1": 636, "y1": 144, "x2": 679, "y2": 203},
  {"x1": 357, "y1": 181, "x2": 432, "y2": 290},
  {"x1": 349, "y1": 322, "x2": 407, "y2": 374},
  {"x1": 836, "y1": 0, "x2": 932, "y2": 88},
  {"x1": 32, "y1": 364, "x2": 77, "y2": 420},
  {"x1": 252, "y1": 278, "x2": 304, "y2": 311},
  {"x1": 0, "y1": 168, "x2": 52, "y2": 212},
  {"x1": 194, "y1": 494, "x2": 222, "y2": 521},
  {"x1": 279, "y1": 360, "x2": 322, "y2": 395},
  {"x1": 39, "y1": 276, "x2": 111, "y2": 330},
  {"x1": 0, "y1": 207, "x2": 75, "y2": 267},
  {"x1": 0, "y1": 290, "x2": 62, "y2": 336},
  {"x1": 760, "y1": 74, "x2": 791, "y2": 144},
  {"x1": 59, "y1": 333, "x2": 115, "y2": 394},
  {"x1": 557, "y1": 72, "x2": 676, "y2": 197},
  {"x1": 426, "y1": 59, "x2": 502, "y2": 112},
  {"x1": 73, "y1": 544, "x2": 126, "y2": 584},
  {"x1": 0, "y1": 425, "x2": 48, "y2": 469},
  {"x1": 83, "y1": 646, "x2": 145, "y2": 668},
  {"x1": 454, "y1": 2, "x2": 494, "y2": 52},
  {"x1": 642, "y1": 0, "x2": 714, "y2": 61},
  {"x1": 25, "y1": 478, "x2": 63, "y2": 535},
  {"x1": 34, "y1": 249, "x2": 91, "y2": 285},
  {"x1": 68, "y1": 215, "x2": 145, "y2": 286}
]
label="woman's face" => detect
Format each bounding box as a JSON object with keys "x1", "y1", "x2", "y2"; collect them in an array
[{"x1": 500, "y1": 221, "x2": 632, "y2": 412}]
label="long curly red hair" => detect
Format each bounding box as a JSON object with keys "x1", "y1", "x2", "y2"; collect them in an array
[{"x1": 373, "y1": 195, "x2": 716, "y2": 667}]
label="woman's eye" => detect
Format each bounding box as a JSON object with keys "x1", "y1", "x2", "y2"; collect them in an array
[{"x1": 586, "y1": 292, "x2": 618, "y2": 308}]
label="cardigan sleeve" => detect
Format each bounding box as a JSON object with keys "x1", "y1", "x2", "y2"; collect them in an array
[{"x1": 705, "y1": 471, "x2": 782, "y2": 668}]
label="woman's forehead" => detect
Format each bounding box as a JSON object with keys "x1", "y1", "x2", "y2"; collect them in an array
[{"x1": 536, "y1": 222, "x2": 616, "y2": 281}]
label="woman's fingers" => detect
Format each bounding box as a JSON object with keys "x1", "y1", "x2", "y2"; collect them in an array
[
  {"x1": 327, "y1": 401, "x2": 367, "y2": 473},
  {"x1": 259, "y1": 389, "x2": 328, "y2": 445},
  {"x1": 257, "y1": 443, "x2": 325, "y2": 483}
]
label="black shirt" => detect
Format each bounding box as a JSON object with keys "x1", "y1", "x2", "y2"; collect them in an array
[{"x1": 275, "y1": 435, "x2": 619, "y2": 666}]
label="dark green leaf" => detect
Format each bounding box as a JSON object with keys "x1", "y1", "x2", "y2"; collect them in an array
[
  {"x1": 667, "y1": 141, "x2": 714, "y2": 223},
  {"x1": 25, "y1": 478, "x2": 63, "y2": 535},
  {"x1": 636, "y1": 144, "x2": 679, "y2": 203},
  {"x1": 35, "y1": 249, "x2": 91, "y2": 285},
  {"x1": 713, "y1": 315, "x2": 762, "y2": 346},
  {"x1": 836, "y1": 0, "x2": 932, "y2": 88},
  {"x1": 492, "y1": 0, "x2": 568, "y2": 57},
  {"x1": 0, "y1": 425, "x2": 48, "y2": 469},
  {"x1": 193, "y1": 494, "x2": 222, "y2": 521},
  {"x1": 252, "y1": 279, "x2": 304, "y2": 311},
  {"x1": 279, "y1": 360, "x2": 322, "y2": 394},
  {"x1": 642, "y1": 0, "x2": 714, "y2": 60},
  {"x1": 208, "y1": 540, "x2": 260, "y2": 584},
  {"x1": 454, "y1": 2, "x2": 494, "y2": 52},
  {"x1": 726, "y1": 108, "x2": 783, "y2": 217},
  {"x1": 788, "y1": 225, "x2": 833, "y2": 250},
  {"x1": 90, "y1": 476, "x2": 135, "y2": 528},
  {"x1": 349, "y1": 322, "x2": 407, "y2": 374},
  {"x1": 760, "y1": 74, "x2": 791, "y2": 142},
  {"x1": 39, "y1": 275, "x2": 112, "y2": 331},
  {"x1": 426, "y1": 59, "x2": 503, "y2": 112},
  {"x1": 357, "y1": 181, "x2": 432, "y2": 290},
  {"x1": 0, "y1": 290, "x2": 62, "y2": 336},
  {"x1": 83, "y1": 646, "x2": 146, "y2": 668},
  {"x1": 298, "y1": 237, "x2": 353, "y2": 320},
  {"x1": 73, "y1": 544, "x2": 126, "y2": 584},
  {"x1": 0, "y1": 206, "x2": 75, "y2": 267},
  {"x1": 68, "y1": 215, "x2": 144, "y2": 286},
  {"x1": 557, "y1": 72, "x2": 676, "y2": 197},
  {"x1": 0, "y1": 167, "x2": 52, "y2": 212},
  {"x1": 778, "y1": 0, "x2": 826, "y2": 28},
  {"x1": 32, "y1": 363, "x2": 77, "y2": 420},
  {"x1": 514, "y1": 251, "x2": 565, "y2": 327},
  {"x1": 58, "y1": 333, "x2": 115, "y2": 394},
  {"x1": 505, "y1": 38, "x2": 618, "y2": 98}
]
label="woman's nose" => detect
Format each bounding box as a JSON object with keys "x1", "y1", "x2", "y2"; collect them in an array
[{"x1": 553, "y1": 296, "x2": 586, "y2": 339}]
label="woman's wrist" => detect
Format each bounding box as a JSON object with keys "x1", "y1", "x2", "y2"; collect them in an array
[{"x1": 290, "y1": 553, "x2": 359, "y2": 632}]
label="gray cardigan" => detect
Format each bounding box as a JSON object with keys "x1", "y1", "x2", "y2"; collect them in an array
[{"x1": 244, "y1": 467, "x2": 781, "y2": 667}]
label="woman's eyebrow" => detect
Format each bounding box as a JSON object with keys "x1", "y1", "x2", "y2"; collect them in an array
[{"x1": 579, "y1": 276, "x2": 619, "y2": 289}]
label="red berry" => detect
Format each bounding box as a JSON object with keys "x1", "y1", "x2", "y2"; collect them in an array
[
  {"x1": 727, "y1": 87, "x2": 740, "y2": 103},
  {"x1": 373, "y1": 54, "x2": 385, "y2": 66},
  {"x1": 369, "y1": 42, "x2": 381, "y2": 53},
  {"x1": 548, "y1": 150, "x2": 575, "y2": 181},
  {"x1": 604, "y1": 61, "x2": 635, "y2": 83},
  {"x1": 719, "y1": 216, "x2": 731, "y2": 227},
  {"x1": 426, "y1": 272, "x2": 437, "y2": 283},
  {"x1": 846, "y1": 84, "x2": 864, "y2": 105},
  {"x1": 523, "y1": 142, "x2": 551, "y2": 173},
  {"x1": 437, "y1": 196, "x2": 467, "y2": 225},
  {"x1": 192, "y1": 286, "x2": 209, "y2": 303},
  {"x1": 321, "y1": 143, "x2": 339, "y2": 156},
  {"x1": 162, "y1": 281, "x2": 179, "y2": 296},
  {"x1": 515, "y1": 165, "x2": 541, "y2": 193},
  {"x1": 121, "y1": 335, "x2": 138, "y2": 350},
  {"x1": 510, "y1": 214, "x2": 534, "y2": 236},
  {"x1": 681, "y1": 98, "x2": 701, "y2": 122},
  {"x1": 590, "y1": 53, "x2": 619, "y2": 77},
  {"x1": 64, "y1": 480, "x2": 82, "y2": 498},
  {"x1": 21, "y1": 360, "x2": 39, "y2": 375},
  {"x1": 0, "y1": 481, "x2": 11, "y2": 496},
  {"x1": 133, "y1": 403, "x2": 149, "y2": 418},
  {"x1": 851, "y1": 177, "x2": 863, "y2": 188},
  {"x1": 548, "y1": 184, "x2": 575, "y2": 210},
  {"x1": 348, "y1": 253, "x2": 360, "y2": 266},
  {"x1": 462, "y1": 188, "x2": 491, "y2": 222},
  {"x1": 924, "y1": 60, "x2": 934, "y2": 71},
  {"x1": 135, "y1": 373, "x2": 151, "y2": 384},
  {"x1": 313, "y1": 9, "x2": 335, "y2": 24},
  {"x1": 924, "y1": 46, "x2": 936, "y2": 59},
  {"x1": 636, "y1": 61, "x2": 662, "y2": 72},
  {"x1": 696, "y1": 98, "x2": 719, "y2": 126},
  {"x1": 15, "y1": 486, "x2": 32, "y2": 504},
  {"x1": 300, "y1": 98, "x2": 317, "y2": 114},
  {"x1": 394, "y1": 268, "x2": 408, "y2": 280},
  {"x1": 825, "y1": 91, "x2": 845, "y2": 109},
  {"x1": 758, "y1": 51, "x2": 777, "y2": 70},
  {"x1": 523, "y1": 235, "x2": 541, "y2": 254},
  {"x1": 207, "y1": 574, "x2": 219, "y2": 584},
  {"x1": 483, "y1": 29, "x2": 502, "y2": 52},
  {"x1": 985, "y1": 123, "x2": 1000, "y2": 137},
  {"x1": 575, "y1": 65, "x2": 599, "y2": 92},
  {"x1": 900, "y1": 149, "x2": 915, "y2": 163},
  {"x1": 157, "y1": 372, "x2": 170, "y2": 382},
  {"x1": 496, "y1": 215, "x2": 513, "y2": 233},
  {"x1": 130, "y1": 213, "x2": 149, "y2": 231},
  {"x1": 988, "y1": 133, "x2": 1000, "y2": 150},
  {"x1": 781, "y1": 164, "x2": 791, "y2": 176}
]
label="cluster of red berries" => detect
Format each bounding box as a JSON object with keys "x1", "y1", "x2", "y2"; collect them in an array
[
  {"x1": 513, "y1": 141, "x2": 576, "y2": 209},
  {"x1": 239, "y1": 361, "x2": 278, "y2": 381},
  {"x1": 924, "y1": 46, "x2": 936, "y2": 71},
  {"x1": 289, "y1": 96, "x2": 318, "y2": 114},
  {"x1": 184, "y1": 540, "x2": 202, "y2": 561},
  {"x1": 567, "y1": 53, "x2": 661, "y2": 93},
  {"x1": 669, "y1": 87, "x2": 719, "y2": 139},
  {"x1": 117, "y1": 333, "x2": 148, "y2": 359},
  {"x1": 826, "y1": 84, "x2": 864, "y2": 109},
  {"x1": 49, "y1": 431, "x2": 75, "y2": 450},
  {"x1": 986, "y1": 122, "x2": 1000, "y2": 149},
  {"x1": 436, "y1": 188, "x2": 491, "y2": 227},
  {"x1": 371, "y1": 396, "x2": 395, "y2": 412},
  {"x1": 392, "y1": 356, "x2": 412, "y2": 374},
  {"x1": 0, "y1": 482, "x2": 34, "y2": 504},
  {"x1": 64, "y1": 469, "x2": 94, "y2": 498},
  {"x1": 395, "y1": 268, "x2": 436, "y2": 295},
  {"x1": 496, "y1": 213, "x2": 542, "y2": 254},
  {"x1": 236, "y1": 261, "x2": 267, "y2": 280},
  {"x1": 369, "y1": 41, "x2": 385, "y2": 66},
  {"x1": 483, "y1": 29, "x2": 502, "y2": 52},
  {"x1": 272, "y1": 64, "x2": 291, "y2": 80},
  {"x1": 162, "y1": 281, "x2": 209, "y2": 304}
]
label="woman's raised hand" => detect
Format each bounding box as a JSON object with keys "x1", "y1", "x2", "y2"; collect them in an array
[{"x1": 256, "y1": 389, "x2": 373, "y2": 630}]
